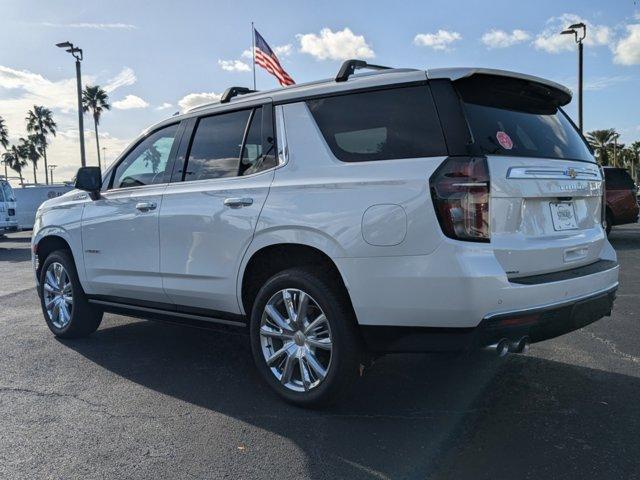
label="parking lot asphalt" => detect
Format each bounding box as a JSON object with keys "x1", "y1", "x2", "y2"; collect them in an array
[{"x1": 0, "y1": 227, "x2": 639, "y2": 480}]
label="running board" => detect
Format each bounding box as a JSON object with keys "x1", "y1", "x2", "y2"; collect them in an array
[{"x1": 88, "y1": 299, "x2": 247, "y2": 327}]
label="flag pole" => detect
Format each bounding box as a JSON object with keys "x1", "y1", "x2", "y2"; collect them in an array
[{"x1": 251, "y1": 22, "x2": 257, "y2": 90}]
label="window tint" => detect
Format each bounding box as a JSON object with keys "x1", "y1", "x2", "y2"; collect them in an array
[
  {"x1": 306, "y1": 85, "x2": 446, "y2": 162},
  {"x1": 456, "y1": 75, "x2": 594, "y2": 162},
  {"x1": 605, "y1": 169, "x2": 635, "y2": 189},
  {"x1": 240, "y1": 107, "x2": 278, "y2": 176},
  {"x1": 184, "y1": 110, "x2": 251, "y2": 181},
  {"x1": 112, "y1": 124, "x2": 179, "y2": 189}
]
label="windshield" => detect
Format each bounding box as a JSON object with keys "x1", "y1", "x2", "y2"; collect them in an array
[
  {"x1": 456, "y1": 75, "x2": 594, "y2": 162},
  {"x1": 1, "y1": 181, "x2": 15, "y2": 202}
]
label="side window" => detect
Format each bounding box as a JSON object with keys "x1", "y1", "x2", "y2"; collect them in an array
[
  {"x1": 184, "y1": 110, "x2": 251, "y2": 181},
  {"x1": 306, "y1": 85, "x2": 446, "y2": 162},
  {"x1": 605, "y1": 169, "x2": 634, "y2": 189},
  {"x1": 111, "y1": 124, "x2": 179, "y2": 189}
]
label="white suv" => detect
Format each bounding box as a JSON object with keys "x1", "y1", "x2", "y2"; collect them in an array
[
  {"x1": 32, "y1": 61, "x2": 619, "y2": 406},
  {"x1": 0, "y1": 178, "x2": 18, "y2": 236}
]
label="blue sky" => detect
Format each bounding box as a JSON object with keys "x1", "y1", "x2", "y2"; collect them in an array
[{"x1": 1, "y1": 0, "x2": 639, "y2": 182}]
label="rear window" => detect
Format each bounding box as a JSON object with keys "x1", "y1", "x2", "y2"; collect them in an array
[
  {"x1": 605, "y1": 169, "x2": 635, "y2": 189},
  {"x1": 306, "y1": 85, "x2": 446, "y2": 162},
  {"x1": 456, "y1": 75, "x2": 594, "y2": 162},
  {"x1": 1, "y1": 181, "x2": 15, "y2": 202}
]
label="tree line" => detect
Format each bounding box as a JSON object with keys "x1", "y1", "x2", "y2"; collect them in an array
[
  {"x1": 0, "y1": 85, "x2": 110, "y2": 185},
  {"x1": 586, "y1": 129, "x2": 640, "y2": 181}
]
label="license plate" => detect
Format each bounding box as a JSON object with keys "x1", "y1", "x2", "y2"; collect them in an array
[{"x1": 550, "y1": 202, "x2": 578, "y2": 231}]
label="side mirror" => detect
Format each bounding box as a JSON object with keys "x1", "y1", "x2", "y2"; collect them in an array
[{"x1": 75, "y1": 167, "x2": 102, "y2": 199}]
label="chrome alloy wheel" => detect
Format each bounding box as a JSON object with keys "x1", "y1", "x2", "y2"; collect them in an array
[
  {"x1": 43, "y1": 262, "x2": 73, "y2": 329},
  {"x1": 259, "y1": 288, "x2": 333, "y2": 392}
]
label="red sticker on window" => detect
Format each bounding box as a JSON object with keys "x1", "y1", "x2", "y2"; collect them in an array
[{"x1": 496, "y1": 131, "x2": 513, "y2": 150}]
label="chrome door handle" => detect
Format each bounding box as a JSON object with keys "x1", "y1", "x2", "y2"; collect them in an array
[
  {"x1": 224, "y1": 197, "x2": 253, "y2": 208},
  {"x1": 135, "y1": 201, "x2": 157, "y2": 212}
]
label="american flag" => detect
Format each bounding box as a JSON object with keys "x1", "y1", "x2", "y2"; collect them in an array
[{"x1": 254, "y1": 29, "x2": 295, "y2": 87}]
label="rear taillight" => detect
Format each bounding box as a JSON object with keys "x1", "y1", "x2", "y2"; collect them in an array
[
  {"x1": 598, "y1": 165, "x2": 606, "y2": 229},
  {"x1": 430, "y1": 156, "x2": 490, "y2": 242}
]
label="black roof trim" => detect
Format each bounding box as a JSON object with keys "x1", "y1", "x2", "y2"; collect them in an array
[
  {"x1": 220, "y1": 86, "x2": 258, "y2": 104},
  {"x1": 335, "y1": 59, "x2": 392, "y2": 82}
]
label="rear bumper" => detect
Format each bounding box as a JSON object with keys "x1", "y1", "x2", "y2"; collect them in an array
[
  {"x1": 337, "y1": 239, "x2": 619, "y2": 329},
  {"x1": 361, "y1": 285, "x2": 617, "y2": 352}
]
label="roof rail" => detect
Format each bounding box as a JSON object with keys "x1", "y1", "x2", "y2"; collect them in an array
[
  {"x1": 220, "y1": 86, "x2": 258, "y2": 104},
  {"x1": 335, "y1": 59, "x2": 392, "y2": 82}
]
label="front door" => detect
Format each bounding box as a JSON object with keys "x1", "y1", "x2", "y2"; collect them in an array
[{"x1": 81, "y1": 123, "x2": 181, "y2": 304}]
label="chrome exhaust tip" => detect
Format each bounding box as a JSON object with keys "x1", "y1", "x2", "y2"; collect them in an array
[
  {"x1": 512, "y1": 336, "x2": 530, "y2": 354},
  {"x1": 485, "y1": 338, "x2": 511, "y2": 357}
]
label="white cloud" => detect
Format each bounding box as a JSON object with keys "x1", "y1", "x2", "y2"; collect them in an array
[
  {"x1": 104, "y1": 67, "x2": 136, "y2": 92},
  {"x1": 0, "y1": 64, "x2": 139, "y2": 184},
  {"x1": 298, "y1": 28, "x2": 374, "y2": 60},
  {"x1": 241, "y1": 43, "x2": 292, "y2": 60},
  {"x1": 218, "y1": 59, "x2": 251, "y2": 72},
  {"x1": 481, "y1": 29, "x2": 531, "y2": 49},
  {"x1": 156, "y1": 102, "x2": 173, "y2": 110},
  {"x1": 112, "y1": 94, "x2": 149, "y2": 109},
  {"x1": 39, "y1": 22, "x2": 136, "y2": 30},
  {"x1": 414, "y1": 30, "x2": 462, "y2": 51},
  {"x1": 177, "y1": 92, "x2": 221, "y2": 112},
  {"x1": 274, "y1": 44, "x2": 293, "y2": 57},
  {"x1": 584, "y1": 75, "x2": 631, "y2": 91},
  {"x1": 534, "y1": 14, "x2": 612, "y2": 53},
  {"x1": 613, "y1": 24, "x2": 640, "y2": 65}
]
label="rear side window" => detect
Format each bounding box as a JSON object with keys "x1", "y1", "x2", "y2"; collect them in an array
[
  {"x1": 605, "y1": 169, "x2": 635, "y2": 189},
  {"x1": 184, "y1": 110, "x2": 251, "y2": 181},
  {"x1": 306, "y1": 85, "x2": 446, "y2": 162},
  {"x1": 456, "y1": 74, "x2": 593, "y2": 162}
]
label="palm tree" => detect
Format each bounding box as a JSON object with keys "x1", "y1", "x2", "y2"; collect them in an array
[
  {"x1": 628, "y1": 141, "x2": 640, "y2": 183},
  {"x1": 18, "y1": 136, "x2": 41, "y2": 184},
  {"x1": 82, "y1": 85, "x2": 111, "y2": 170},
  {"x1": 26, "y1": 106, "x2": 57, "y2": 185},
  {"x1": 0, "y1": 116, "x2": 9, "y2": 179},
  {"x1": 2, "y1": 145, "x2": 27, "y2": 186},
  {"x1": 586, "y1": 129, "x2": 617, "y2": 166}
]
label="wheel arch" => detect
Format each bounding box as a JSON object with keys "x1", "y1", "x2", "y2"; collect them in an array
[
  {"x1": 238, "y1": 236, "x2": 355, "y2": 321},
  {"x1": 34, "y1": 232, "x2": 76, "y2": 280}
]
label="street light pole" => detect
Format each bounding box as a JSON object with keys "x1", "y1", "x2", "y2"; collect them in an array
[
  {"x1": 561, "y1": 23, "x2": 587, "y2": 132},
  {"x1": 48, "y1": 164, "x2": 57, "y2": 184},
  {"x1": 56, "y1": 41, "x2": 86, "y2": 167}
]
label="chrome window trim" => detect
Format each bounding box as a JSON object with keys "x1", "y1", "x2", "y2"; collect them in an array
[{"x1": 275, "y1": 105, "x2": 288, "y2": 167}]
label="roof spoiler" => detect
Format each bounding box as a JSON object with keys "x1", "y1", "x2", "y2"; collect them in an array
[
  {"x1": 220, "y1": 86, "x2": 258, "y2": 104},
  {"x1": 335, "y1": 59, "x2": 392, "y2": 82}
]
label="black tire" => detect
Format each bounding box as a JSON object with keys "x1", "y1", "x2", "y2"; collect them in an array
[
  {"x1": 249, "y1": 267, "x2": 364, "y2": 407},
  {"x1": 38, "y1": 249, "x2": 103, "y2": 338},
  {"x1": 605, "y1": 211, "x2": 613, "y2": 236}
]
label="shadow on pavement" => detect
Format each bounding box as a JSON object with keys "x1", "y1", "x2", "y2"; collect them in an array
[{"x1": 66, "y1": 318, "x2": 640, "y2": 479}]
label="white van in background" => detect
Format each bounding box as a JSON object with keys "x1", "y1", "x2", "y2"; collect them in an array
[
  {"x1": 0, "y1": 177, "x2": 18, "y2": 236},
  {"x1": 14, "y1": 184, "x2": 74, "y2": 230}
]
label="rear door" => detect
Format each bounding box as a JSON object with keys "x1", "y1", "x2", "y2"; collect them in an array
[
  {"x1": 454, "y1": 74, "x2": 604, "y2": 278},
  {"x1": 159, "y1": 103, "x2": 277, "y2": 315}
]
